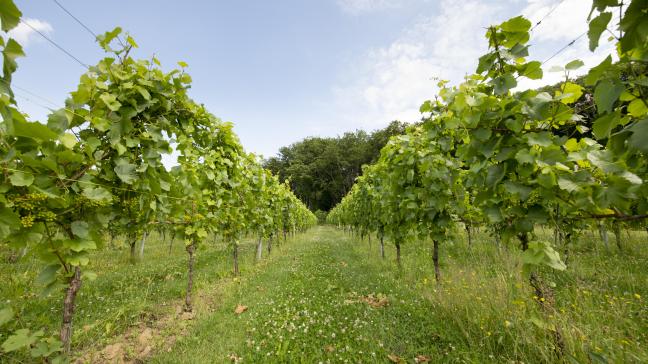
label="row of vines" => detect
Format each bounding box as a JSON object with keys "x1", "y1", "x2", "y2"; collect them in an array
[
  {"x1": 328, "y1": 0, "x2": 646, "y2": 359},
  {"x1": 0, "y1": 1, "x2": 317, "y2": 361}
]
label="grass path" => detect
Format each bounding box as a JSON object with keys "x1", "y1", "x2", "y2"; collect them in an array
[{"x1": 153, "y1": 226, "x2": 465, "y2": 363}]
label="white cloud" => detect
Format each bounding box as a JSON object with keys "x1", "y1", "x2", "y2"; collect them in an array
[
  {"x1": 337, "y1": 0, "x2": 403, "y2": 14},
  {"x1": 333, "y1": 0, "x2": 512, "y2": 127},
  {"x1": 517, "y1": 0, "x2": 619, "y2": 90},
  {"x1": 515, "y1": 38, "x2": 616, "y2": 91},
  {"x1": 523, "y1": 0, "x2": 590, "y2": 41},
  {"x1": 332, "y1": 0, "x2": 621, "y2": 129},
  {"x1": 8, "y1": 18, "x2": 53, "y2": 46}
]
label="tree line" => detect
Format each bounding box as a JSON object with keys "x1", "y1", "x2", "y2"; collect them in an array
[{"x1": 264, "y1": 121, "x2": 409, "y2": 212}]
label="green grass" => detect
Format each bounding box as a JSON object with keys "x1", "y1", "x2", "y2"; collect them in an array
[
  {"x1": 0, "y1": 232, "x2": 265, "y2": 362},
  {"x1": 151, "y1": 226, "x2": 648, "y2": 363},
  {"x1": 1, "y1": 226, "x2": 647, "y2": 363},
  {"x1": 390, "y1": 226, "x2": 648, "y2": 363}
]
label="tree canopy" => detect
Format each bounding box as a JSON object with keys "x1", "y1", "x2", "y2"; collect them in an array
[{"x1": 264, "y1": 121, "x2": 408, "y2": 211}]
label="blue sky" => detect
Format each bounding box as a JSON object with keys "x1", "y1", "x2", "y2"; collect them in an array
[{"x1": 11, "y1": 0, "x2": 616, "y2": 159}]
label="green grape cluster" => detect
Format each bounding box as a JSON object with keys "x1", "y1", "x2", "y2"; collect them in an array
[
  {"x1": 75, "y1": 195, "x2": 112, "y2": 209},
  {"x1": 20, "y1": 214, "x2": 34, "y2": 228},
  {"x1": 10, "y1": 193, "x2": 55, "y2": 226},
  {"x1": 524, "y1": 190, "x2": 541, "y2": 207},
  {"x1": 35, "y1": 210, "x2": 56, "y2": 222},
  {"x1": 10, "y1": 193, "x2": 48, "y2": 211},
  {"x1": 123, "y1": 198, "x2": 143, "y2": 218}
]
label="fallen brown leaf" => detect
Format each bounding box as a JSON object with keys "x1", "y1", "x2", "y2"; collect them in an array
[
  {"x1": 415, "y1": 354, "x2": 431, "y2": 363},
  {"x1": 388, "y1": 353, "x2": 404, "y2": 363},
  {"x1": 234, "y1": 304, "x2": 248, "y2": 315},
  {"x1": 361, "y1": 294, "x2": 389, "y2": 308},
  {"x1": 324, "y1": 345, "x2": 335, "y2": 353}
]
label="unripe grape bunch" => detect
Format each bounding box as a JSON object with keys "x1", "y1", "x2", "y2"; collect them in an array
[{"x1": 9, "y1": 193, "x2": 55, "y2": 226}]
